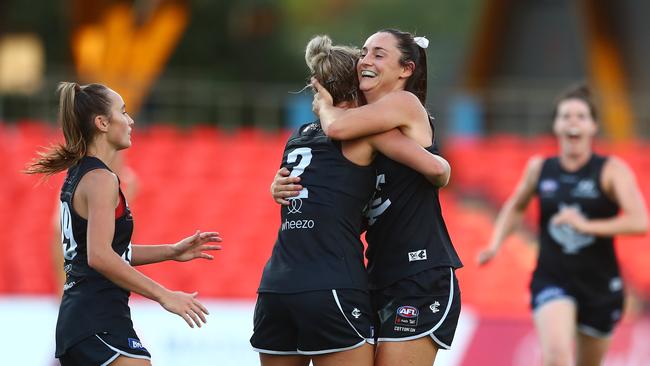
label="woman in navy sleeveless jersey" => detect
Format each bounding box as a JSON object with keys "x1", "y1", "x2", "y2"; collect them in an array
[
  {"x1": 273, "y1": 29, "x2": 462, "y2": 366},
  {"x1": 26, "y1": 82, "x2": 222, "y2": 366},
  {"x1": 478, "y1": 84, "x2": 648, "y2": 366},
  {"x1": 251, "y1": 36, "x2": 451, "y2": 366}
]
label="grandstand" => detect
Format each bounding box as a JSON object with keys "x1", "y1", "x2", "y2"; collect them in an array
[{"x1": 1, "y1": 1, "x2": 650, "y2": 365}]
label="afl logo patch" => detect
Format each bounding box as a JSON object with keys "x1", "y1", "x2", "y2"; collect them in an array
[{"x1": 395, "y1": 306, "x2": 419, "y2": 327}]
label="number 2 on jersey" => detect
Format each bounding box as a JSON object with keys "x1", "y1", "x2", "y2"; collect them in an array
[{"x1": 286, "y1": 147, "x2": 312, "y2": 199}]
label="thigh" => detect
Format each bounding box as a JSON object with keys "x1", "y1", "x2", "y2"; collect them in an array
[
  {"x1": 373, "y1": 267, "x2": 460, "y2": 350},
  {"x1": 533, "y1": 298, "x2": 577, "y2": 361},
  {"x1": 259, "y1": 354, "x2": 310, "y2": 366},
  {"x1": 573, "y1": 293, "x2": 622, "y2": 366},
  {"x1": 296, "y1": 289, "x2": 373, "y2": 355},
  {"x1": 110, "y1": 356, "x2": 152, "y2": 366},
  {"x1": 375, "y1": 337, "x2": 437, "y2": 366},
  {"x1": 575, "y1": 332, "x2": 611, "y2": 366},
  {"x1": 312, "y1": 342, "x2": 374, "y2": 366}
]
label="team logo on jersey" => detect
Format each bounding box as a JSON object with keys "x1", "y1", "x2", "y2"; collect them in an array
[
  {"x1": 121, "y1": 242, "x2": 132, "y2": 263},
  {"x1": 408, "y1": 249, "x2": 427, "y2": 262},
  {"x1": 351, "y1": 308, "x2": 361, "y2": 319},
  {"x1": 287, "y1": 198, "x2": 303, "y2": 214},
  {"x1": 395, "y1": 306, "x2": 419, "y2": 327},
  {"x1": 571, "y1": 179, "x2": 599, "y2": 199},
  {"x1": 539, "y1": 179, "x2": 558, "y2": 197},
  {"x1": 548, "y1": 203, "x2": 595, "y2": 254},
  {"x1": 365, "y1": 174, "x2": 391, "y2": 226},
  {"x1": 429, "y1": 301, "x2": 440, "y2": 313},
  {"x1": 128, "y1": 338, "x2": 147, "y2": 351}
]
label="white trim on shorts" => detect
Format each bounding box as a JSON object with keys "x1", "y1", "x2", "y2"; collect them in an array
[
  {"x1": 578, "y1": 324, "x2": 612, "y2": 338},
  {"x1": 95, "y1": 334, "x2": 151, "y2": 364},
  {"x1": 100, "y1": 353, "x2": 120, "y2": 366},
  {"x1": 532, "y1": 295, "x2": 577, "y2": 315},
  {"x1": 377, "y1": 267, "x2": 455, "y2": 349},
  {"x1": 251, "y1": 347, "x2": 301, "y2": 355},
  {"x1": 298, "y1": 339, "x2": 368, "y2": 355}
]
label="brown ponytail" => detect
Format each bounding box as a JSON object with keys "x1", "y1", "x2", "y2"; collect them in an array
[{"x1": 25, "y1": 82, "x2": 112, "y2": 176}]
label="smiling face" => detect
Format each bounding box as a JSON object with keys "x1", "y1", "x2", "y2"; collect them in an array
[
  {"x1": 553, "y1": 98, "x2": 597, "y2": 154},
  {"x1": 104, "y1": 89, "x2": 134, "y2": 150},
  {"x1": 357, "y1": 32, "x2": 413, "y2": 103}
]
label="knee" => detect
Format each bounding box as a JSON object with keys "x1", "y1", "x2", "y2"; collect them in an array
[{"x1": 542, "y1": 345, "x2": 572, "y2": 366}]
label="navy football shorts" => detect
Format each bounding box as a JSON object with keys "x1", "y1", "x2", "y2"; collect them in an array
[
  {"x1": 371, "y1": 267, "x2": 461, "y2": 350},
  {"x1": 251, "y1": 289, "x2": 374, "y2": 355},
  {"x1": 531, "y1": 272, "x2": 624, "y2": 337},
  {"x1": 58, "y1": 330, "x2": 151, "y2": 366}
]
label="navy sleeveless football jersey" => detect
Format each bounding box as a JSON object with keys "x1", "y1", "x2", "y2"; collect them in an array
[
  {"x1": 258, "y1": 122, "x2": 375, "y2": 293},
  {"x1": 55, "y1": 156, "x2": 135, "y2": 357},
  {"x1": 364, "y1": 125, "x2": 462, "y2": 290},
  {"x1": 535, "y1": 155, "x2": 620, "y2": 293}
]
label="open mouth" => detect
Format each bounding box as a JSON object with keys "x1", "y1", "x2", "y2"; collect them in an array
[
  {"x1": 566, "y1": 127, "x2": 581, "y2": 140},
  {"x1": 360, "y1": 70, "x2": 377, "y2": 78}
]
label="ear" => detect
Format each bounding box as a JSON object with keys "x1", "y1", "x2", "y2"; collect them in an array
[
  {"x1": 94, "y1": 115, "x2": 109, "y2": 132},
  {"x1": 590, "y1": 120, "x2": 599, "y2": 136},
  {"x1": 400, "y1": 61, "x2": 415, "y2": 79}
]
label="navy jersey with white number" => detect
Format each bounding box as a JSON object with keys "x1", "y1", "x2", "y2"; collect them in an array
[
  {"x1": 55, "y1": 156, "x2": 135, "y2": 357},
  {"x1": 535, "y1": 155, "x2": 620, "y2": 295},
  {"x1": 364, "y1": 126, "x2": 462, "y2": 290},
  {"x1": 258, "y1": 122, "x2": 375, "y2": 293}
]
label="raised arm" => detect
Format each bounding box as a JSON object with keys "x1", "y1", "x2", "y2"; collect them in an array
[
  {"x1": 367, "y1": 129, "x2": 450, "y2": 187},
  {"x1": 81, "y1": 170, "x2": 209, "y2": 328},
  {"x1": 553, "y1": 156, "x2": 648, "y2": 236},
  {"x1": 312, "y1": 79, "x2": 425, "y2": 140},
  {"x1": 477, "y1": 156, "x2": 543, "y2": 265}
]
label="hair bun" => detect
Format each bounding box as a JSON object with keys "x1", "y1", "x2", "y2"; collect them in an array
[{"x1": 305, "y1": 35, "x2": 333, "y2": 73}]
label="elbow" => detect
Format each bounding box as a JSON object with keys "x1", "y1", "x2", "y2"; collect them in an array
[
  {"x1": 324, "y1": 121, "x2": 347, "y2": 140},
  {"x1": 87, "y1": 251, "x2": 109, "y2": 272},
  {"x1": 635, "y1": 216, "x2": 649, "y2": 235},
  {"x1": 429, "y1": 160, "x2": 451, "y2": 188}
]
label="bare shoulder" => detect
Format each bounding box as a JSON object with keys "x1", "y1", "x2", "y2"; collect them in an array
[
  {"x1": 79, "y1": 169, "x2": 119, "y2": 196},
  {"x1": 603, "y1": 155, "x2": 635, "y2": 180},
  {"x1": 525, "y1": 155, "x2": 545, "y2": 175},
  {"x1": 381, "y1": 90, "x2": 422, "y2": 108},
  {"x1": 518, "y1": 155, "x2": 544, "y2": 186}
]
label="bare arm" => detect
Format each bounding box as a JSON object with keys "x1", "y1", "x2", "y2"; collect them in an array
[
  {"x1": 131, "y1": 231, "x2": 222, "y2": 266},
  {"x1": 477, "y1": 156, "x2": 543, "y2": 265},
  {"x1": 367, "y1": 129, "x2": 450, "y2": 187},
  {"x1": 312, "y1": 79, "x2": 424, "y2": 140},
  {"x1": 82, "y1": 170, "x2": 209, "y2": 328},
  {"x1": 553, "y1": 156, "x2": 648, "y2": 236}
]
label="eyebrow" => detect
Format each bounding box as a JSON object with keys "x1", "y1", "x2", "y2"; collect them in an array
[{"x1": 361, "y1": 46, "x2": 388, "y2": 52}]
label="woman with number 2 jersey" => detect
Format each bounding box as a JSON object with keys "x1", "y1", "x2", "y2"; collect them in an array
[
  {"x1": 26, "y1": 82, "x2": 222, "y2": 366},
  {"x1": 251, "y1": 36, "x2": 450, "y2": 366},
  {"x1": 274, "y1": 29, "x2": 463, "y2": 366}
]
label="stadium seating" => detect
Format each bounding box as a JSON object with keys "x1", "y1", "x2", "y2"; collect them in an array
[{"x1": 1, "y1": 121, "x2": 648, "y2": 319}]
